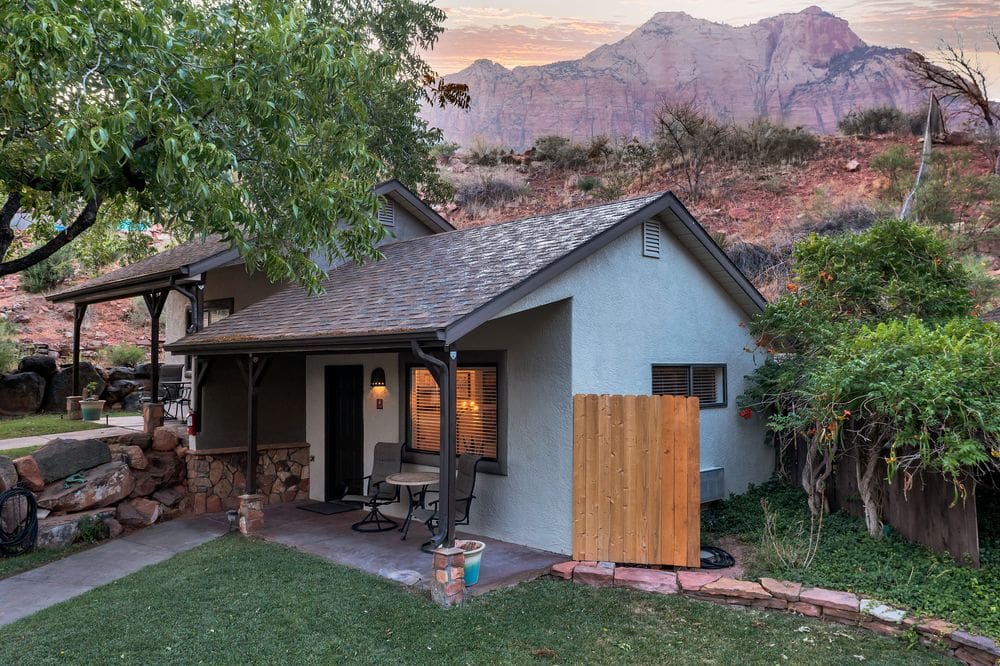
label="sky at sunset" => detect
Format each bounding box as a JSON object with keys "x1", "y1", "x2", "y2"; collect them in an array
[{"x1": 425, "y1": 1, "x2": 1000, "y2": 94}]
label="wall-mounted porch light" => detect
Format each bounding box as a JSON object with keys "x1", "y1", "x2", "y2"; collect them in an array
[{"x1": 370, "y1": 367, "x2": 387, "y2": 408}]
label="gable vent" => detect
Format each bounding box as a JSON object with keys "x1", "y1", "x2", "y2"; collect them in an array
[
  {"x1": 377, "y1": 199, "x2": 395, "y2": 227},
  {"x1": 642, "y1": 219, "x2": 661, "y2": 258}
]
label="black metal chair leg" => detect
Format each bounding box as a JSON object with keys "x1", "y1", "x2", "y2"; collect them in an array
[{"x1": 351, "y1": 504, "x2": 398, "y2": 533}]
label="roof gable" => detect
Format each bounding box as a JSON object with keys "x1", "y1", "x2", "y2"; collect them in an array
[{"x1": 167, "y1": 193, "x2": 765, "y2": 353}]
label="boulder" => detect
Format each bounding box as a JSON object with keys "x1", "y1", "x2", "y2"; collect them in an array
[
  {"x1": 122, "y1": 392, "x2": 144, "y2": 412},
  {"x1": 129, "y1": 471, "x2": 156, "y2": 497},
  {"x1": 0, "y1": 372, "x2": 46, "y2": 416},
  {"x1": 17, "y1": 354, "x2": 57, "y2": 379},
  {"x1": 146, "y1": 451, "x2": 183, "y2": 487},
  {"x1": 12, "y1": 455, "x2": 44, "y2": 491},
  {"x1": 152, "y1": 486, "x2": 185, "y2": 508},
  {"x1": 32, "y1": 438, "x2": 111, "y2": 484},
  {"x1": 35, "y1": 508, "x2": 116, "y2": 549},
  {"x1": 104, "y1": 379, "x2": 143, "y2": 404},
  {"x1": 133, "y1": 362, "x2": 156, "y2": 380},
  {"x1": 36, "y1": 460, "x2": 135, "y2": 512},
  {"x1": 0, "y1": 455, "x2": 17, "y2": 492},
  {"x1": 152, "y1": 426, "x2": 180, "y2": 452},
  {"x1": 104, "y1": 517, "x2": 124, "y2": 538},
  {"x1": 42, "y1": 362, "x2": 106, "y2": 412},
  {"x1": 117, "y1": 497, "x2": 161, "y2": 527},
  {"x1": 120, "y1": 445, "x2": 148, "y2": 470},
  {"x1": 106, "y1": 366, "x2": 135, "y2": 382},
  {"x1": 105, "y1": 431, "x2": 152, "y2": 451}
]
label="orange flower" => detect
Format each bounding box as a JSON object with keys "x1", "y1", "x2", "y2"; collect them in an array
[
  {"x1": 738, "y1": 407, "x2": 753, "y2": 420},
  {"x1": 786, "y1": 282, "x2": 799, "y2": 293},
  {"x1": 842, "y1": 409, "x2": 851, "y2": 417}
]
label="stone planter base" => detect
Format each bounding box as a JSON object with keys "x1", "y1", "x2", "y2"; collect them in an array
[
  {"x1": 143, "y1": 403, "x2": 164, "y2": 434},
  {"x1": 431, "y1": 546, "x2": 466, "y2": 608},
  {"x1": 238, "y1": 494, "x2": 264, "y2": 535},
  {"x1": 66, "y1": 396, "x2": 83, "y2": 421}
]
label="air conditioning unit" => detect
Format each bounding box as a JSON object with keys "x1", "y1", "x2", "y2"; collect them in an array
[{"x1": 700, "y1": 467, "x2": 725, "y2": 503}]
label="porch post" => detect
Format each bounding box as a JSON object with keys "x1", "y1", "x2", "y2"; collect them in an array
[
  {"x1": 441, "y1": 347, "x2": 458, "y2": 546},
  {"x1": 71, "y1": 302, "x2": 87, "y2": 395},
  {"x1": 242, "y1": 354, "x2": 268, "y2": 494},
  {"x1": 142, "y1": 289, "x2": 169, "y2": 403}
]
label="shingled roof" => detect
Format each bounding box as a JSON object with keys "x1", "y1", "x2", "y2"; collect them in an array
[
  {"x1": 48, "y1": 235, "x2": 236, "y2": 303},
  {"x1": 167, "y1": 192, "x2": 765, "y2": 354}
]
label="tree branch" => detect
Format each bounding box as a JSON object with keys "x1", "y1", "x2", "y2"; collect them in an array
[
  {"x1": 0, "y1": 198, "x2": 101, "y2": 276},
  {"x1": 0, "y1": 189, "x2": 23, "y2": 262}
]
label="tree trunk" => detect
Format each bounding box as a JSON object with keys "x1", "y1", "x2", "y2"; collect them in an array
[
  {"x1": 856, "y1": 443, "x2": 883, "y2": 537},
  {"x1": 0, "y1": 198, "x2": 101, "y2": 276}
]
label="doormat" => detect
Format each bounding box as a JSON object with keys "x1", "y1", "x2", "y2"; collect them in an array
[{"x1": 297, "y1": 501, "x2": 360, "y2": 515}]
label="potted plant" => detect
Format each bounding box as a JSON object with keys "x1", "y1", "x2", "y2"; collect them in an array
[
  {"x1": 454, "y1": 539, "x2": 486, "y2": 586},
  {"x1": 79, "y1": 381, "x2": 106, "y2": 421}
]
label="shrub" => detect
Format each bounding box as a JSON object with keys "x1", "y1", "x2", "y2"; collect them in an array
[
  {"x1": 532, "y1": 135, "x2": 590, "y2": 169},
  {"x1": 75, "y1": 225, "x2": 154, "y2": 275},
  {"x1": 720, "y1": 120, "x2": 820, "y2": 166},
  {"x1": 467, "y1": 137, "x2": 509, "y2": 167},
  {"x1": 870, "y1": 144, "x2": 915, "y2": 196},
  {"x1": 20, "y1": 248, "x2": 75, "y2": 293},
  {"x1": 810, "y1": 204, "x2": 879, "y2": 236},
  {"x1": 102, "y1": 343, "x2": 146, "y2": 367},
  {"x1": 453, "y1": 170, "x2": 527, "y2": 212},
  {"x1": 725, "y1": 241, "x2": 782, "y2": 281},
  {"x1": 575, "y1": 175, "x2": 602, "y2": 192},
  {"x1": 838, "y1": 106, "x2": 913, "y2": 136},
  {"x1": 429, "y1": 141, "x2": 460, "y2": 163},
  {"x1": 123, "y1": 297, "x2": 150, "y2": 327},
  {"x1": 0, "y1": 320, "x2": 19, "y2": 373}
]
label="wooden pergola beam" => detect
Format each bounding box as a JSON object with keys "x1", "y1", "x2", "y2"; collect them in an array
[{"x1": 142, "y1": 288, "x2": 170, "y2": 403}]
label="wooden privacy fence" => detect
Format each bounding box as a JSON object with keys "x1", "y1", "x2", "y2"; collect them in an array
[{"x1": 572, "y1": 394, "x2": 700, "y2": 566}]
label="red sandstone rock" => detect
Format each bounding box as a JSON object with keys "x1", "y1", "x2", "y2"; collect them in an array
[
  {"x1": 104, "y1": 517, "x2": 124, "y2": 538},
  {"x1": 823, "y1": 607, "x2": 863, "y2": 625},
  {"x1": 863, "y1": 620, "x2": 902, "y2": 637},
  {"x1": 12, "y1": 455, "x2": 43, "y2": 491},
  {"x1": 760, "y1": 577, "x2": 801, "y2": 601},
  {"x1": 751, "y1": 598, "x2": 788, "y2": 611},
  {"x1": 677, "y1": 570, "x2": 722, "y2": 592},
  {"x1": 36, "y1": 461, "x2": 135, "y2": 512},
  {"x1": 121, "y1": 445, "x2": 148, "y2": 470},
  {"x1": 574, "y1": 565, "x2": 613, "y2": 588},
  {"x1": 950, "y1": 631, "x2": 1000, "y2": 658},
  {"x1": 550, "y1": 561, "x2": 577, "y2": 580},
  {"x1": 613, "y1": 568, "x2": 678, "y2": 594},
  {"x1": 789, "y1": 601, "x2": 822, "y2": 617},
  {"x1": 129, "y1": 471, "x2": 156, "y2": 498},
  {"x1": 799, "y1": 586, "x2": 860, "y2": 612},
  {"x1": 192, "y1": 492, "x2": 207, "y2": 514},
  {"x1": 700, "y1": 577, "x2": 770, "y2": 600},
  {"x1": 116, "y1": 497, "x2": 161, "y2": 527},
  {"x1": 917, "y1": 618, "x2": 959, "y2": 637},
  {"x1": 206, "y1": 494, "x2": 223, "y2": 513},
  {"x1": 152, "y1": 427, "x2": 179, "y2": 452}
]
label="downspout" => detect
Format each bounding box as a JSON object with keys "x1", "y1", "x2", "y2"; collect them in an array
[{"x1": 411, "y1": 340, "x2": 458, "y2": 549}]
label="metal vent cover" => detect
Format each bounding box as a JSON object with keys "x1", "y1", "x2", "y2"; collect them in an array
[
  {"x1": 700, "y1": 466, "x2": 725, "y2": 503},
  {"x1": 377, "y1": 199, "x2": 395, "y2": 227},
  {"x1": 642, "y1": 219, "x2": 661, "y2": 258}
]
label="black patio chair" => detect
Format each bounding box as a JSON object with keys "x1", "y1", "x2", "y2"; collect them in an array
[
  {"x1": 415, "y1": 453, "x2": 483, "y2": 539},
  {"x1": 343, "y1": 442, "x2": 403, "y2": 532}
]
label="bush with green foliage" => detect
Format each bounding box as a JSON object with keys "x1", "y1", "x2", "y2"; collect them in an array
[
  {"x1": 73, "y1": 224, "x2": 155, "y2": 276},
  {"x1": 532, "y1": 135, "x2": 590, "y2": 169},
  {"x1": 20, "y1": 248, "x2": 75, "y2": 293},
  {"x1": 429, "y1": 141, "x2": 460, "y2": 163},
  {"x1": 575, "y1": 175, "x2": 602, "y2": 192},
  {"x1": 101, "y1": 343, "x2": 146, "y2": 368},
  {"x1": 871, "y1": 144, "x2": 915, "y2": 197},
  {"x1": 452, "y1": 171, "x2": 526, "y2": 213},
  {"x1": 838, "y1": 106, "x2": 915, "y2": 136},
  {"x1": 720, "y1": 120, "x2": 821, "y2": 166},
  {"x1": 0, "y1": 320, "x2": 20, "y2": 373},
  {"x1": 740, "y1": 219, "x2": 995, "y2": 534},
  {"x1": 467, "y1": 137, "x2": 509, "y2": 167}
]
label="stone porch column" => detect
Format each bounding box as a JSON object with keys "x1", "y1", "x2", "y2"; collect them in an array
[{"x1": 431, "y1": 546, "x2": 465, "y2": 607}]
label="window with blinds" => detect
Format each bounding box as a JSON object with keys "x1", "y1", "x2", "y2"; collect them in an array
[
  {"x1": 651, "y1": 364, "x2": 726, "y2": 408},
  {"x1": 409, "y1": 366, "x2": 499, "y2": 459}
]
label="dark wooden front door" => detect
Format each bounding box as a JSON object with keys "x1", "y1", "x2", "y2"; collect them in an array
[{"x1": 325, "y1": 365, "x2": 364, "y2": 500}]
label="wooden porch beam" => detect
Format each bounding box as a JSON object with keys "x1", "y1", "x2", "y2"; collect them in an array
[
  {"x1": 238, "y1": 355, "x2": 269, "y2": 495},
  {"x1": 142, "y1": 288, "x2": 170, "y2": 403},
  {"x1": 71, "y1": 303, "x2": 87, "y2": 396}
]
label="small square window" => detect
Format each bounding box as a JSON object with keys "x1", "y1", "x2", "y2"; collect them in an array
[{"x1": 651, "y1": 364, "x2": 726, "y2": 408}]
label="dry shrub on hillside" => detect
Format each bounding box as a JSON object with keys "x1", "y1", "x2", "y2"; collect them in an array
[{"x1": 449, "y1": 168, "x2": 528, "y2": 217}]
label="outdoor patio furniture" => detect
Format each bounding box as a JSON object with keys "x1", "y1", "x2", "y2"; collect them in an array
[
  {"x1": 385, "y1": 471, "x2": 440, "y2": 541},
  {"x1": 415, "y1": 453, "x2": 482, "y2": 542},
  {"x1": 343, "y1": 442, "x2": 403, "y2": 532}
]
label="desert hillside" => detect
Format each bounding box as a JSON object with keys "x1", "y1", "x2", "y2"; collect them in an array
[{"x1": 423, "y1": 7, "x2": 928, "y2": 149}]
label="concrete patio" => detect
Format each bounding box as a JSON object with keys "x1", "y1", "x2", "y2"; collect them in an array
[{"x1": 257, "y1": 502, "x2": 564, "y2": 595}]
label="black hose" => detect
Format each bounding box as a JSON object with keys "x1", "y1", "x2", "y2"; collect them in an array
[
  {"x1": 0, "y1": 485, "x2": 38, "y2": 556},
  {"x1": 700, "y1": 545, "x2": 735, "y2": 569}
]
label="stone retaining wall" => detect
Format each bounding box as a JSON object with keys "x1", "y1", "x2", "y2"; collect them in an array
[
  {"x1": 551, "y1": 562, "x2": 1000, "y2": 666},
  {"x1": 185, "y1": 443, "x2": 310, "y2": 513}
]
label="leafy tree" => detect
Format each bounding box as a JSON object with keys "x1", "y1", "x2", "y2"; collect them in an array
[
  {"x1": 0, "y1": 0, "x2": 467, "y2": 291},
  {"x1": 739, "y1": 219, "x2": 991, "y2": 531},
  {"x1": 870, "y1": 145, "x2": 915, "y2": 198}
]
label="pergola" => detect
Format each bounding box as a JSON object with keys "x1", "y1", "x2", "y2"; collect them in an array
[{"x1": 46, "y1": 237, "x2": 238, "y2": 407}]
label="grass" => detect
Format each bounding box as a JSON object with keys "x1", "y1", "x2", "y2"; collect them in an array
[
  {"x1": 704, "y1": 480, "x2": 1000, "y2": 640},
  {"x1": 0, "y1": 543, "x2": 95, "y2": 581},
  {"x1": 0, "y1": 537, "x2": 951, "y2": 665},
  {"x1": 0, "y1": 414, "x2": 105, "y2": 440}
]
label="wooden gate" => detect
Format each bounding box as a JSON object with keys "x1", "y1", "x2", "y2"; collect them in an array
[{"x1": 572, "y1": 394, "x2": 700, "y2": 566}]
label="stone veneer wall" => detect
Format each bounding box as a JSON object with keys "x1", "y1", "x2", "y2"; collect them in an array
[{"x1": 185, "y1": 443, "x2": 310, "y2": 514}]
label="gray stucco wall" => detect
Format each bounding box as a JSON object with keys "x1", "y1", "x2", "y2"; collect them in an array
[
  {"x1": 194, "y1": 355, "x2": 306, "y2": 449},
  {"x1": 495, "y1": 215, "x2": 773, "y2": 500}
]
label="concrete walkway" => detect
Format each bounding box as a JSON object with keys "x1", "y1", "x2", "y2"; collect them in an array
[
  {"x1": 0, "y1": 513, "x2": 227, "y2": 627},
  {"x1": 0, "y1": 415, "x2": 147, "y2": 453}
]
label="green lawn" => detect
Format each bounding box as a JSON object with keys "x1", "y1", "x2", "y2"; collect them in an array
[
  {"x1": 0, "y1": 537, "x2": 951, "y2": 665},
  {"x1": 0, "y1": 414, "x2": 105, "y2": 440},
  {"x1": 703, "y1": 480, "x2": 1000, "y2": 641}
]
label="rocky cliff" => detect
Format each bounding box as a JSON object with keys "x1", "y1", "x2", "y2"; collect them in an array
[{"x1": 423, "y1": 7, "x2": 925, "y2": 148}]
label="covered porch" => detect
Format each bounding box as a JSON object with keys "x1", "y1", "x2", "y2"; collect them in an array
[{"x1": 257, "y1": 502, "x2": 563, "y2": 595}]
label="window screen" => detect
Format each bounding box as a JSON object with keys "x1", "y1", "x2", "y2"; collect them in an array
[
  {"x1": 651, "y1": 364, "x2": 726, "y2": 408},
  {"x1": 409, "y1": 366, "x2": 498, "y2": 459}
]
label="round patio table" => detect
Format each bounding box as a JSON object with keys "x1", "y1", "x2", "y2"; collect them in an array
[{"x1": 386, "y1": 472, "x2": 440, "y2": 541}]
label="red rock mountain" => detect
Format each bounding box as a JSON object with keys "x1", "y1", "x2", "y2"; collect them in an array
[{"x1": 423, "y1": 6, "x2": 925, "y2": 149}]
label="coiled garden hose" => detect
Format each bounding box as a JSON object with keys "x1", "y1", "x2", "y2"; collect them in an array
[
  {"x1": 0, "y1": 485, "x2": 38, "y2": 556},
  {"x1": 699, "y1": 545, "x2": 735, "y2": 569}
]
